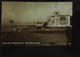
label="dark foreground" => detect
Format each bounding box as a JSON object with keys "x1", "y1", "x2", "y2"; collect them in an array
[
  {"x1": 1, "y1": 27, "x2": 72, "y2": 46},
  {"x1": 1, "y1": 46, "x2": 74, "y2": 57},
  {"x1": 1, "y1": 27, "x2": 74, "y2": 57}
]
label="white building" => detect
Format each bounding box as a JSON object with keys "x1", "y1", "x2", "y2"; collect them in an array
[
  {"x1": 47, "y1": 12, "x2": 71, "y2": 27},
  {"x1": 35, "y1": 22, "x2": 44, "y2": 26},
  {"x1": 35, "y1": 12, "x2": 71, "y2": 27}
]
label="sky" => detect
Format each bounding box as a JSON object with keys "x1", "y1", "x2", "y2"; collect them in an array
[{"x1": 2, "y1": 2, "x2": 72, "y2": 26}]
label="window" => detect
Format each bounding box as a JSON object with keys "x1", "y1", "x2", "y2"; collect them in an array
[{"x1": 60, "y1": 17, "x2": 67, "y2": 25}]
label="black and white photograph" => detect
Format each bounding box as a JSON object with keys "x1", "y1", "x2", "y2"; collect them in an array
[{"x1": 1, "y1": 2, "x2": 72, "y2": 46}]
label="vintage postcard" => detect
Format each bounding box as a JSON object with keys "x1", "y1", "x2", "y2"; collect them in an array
[{"x1": 1, "y1": 2, "x2": 72, "y2": 46}]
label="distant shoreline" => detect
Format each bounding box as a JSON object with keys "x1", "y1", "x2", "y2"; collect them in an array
[{"x1": 1, "y1": 25, "x2": 35, "y2": 27}]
